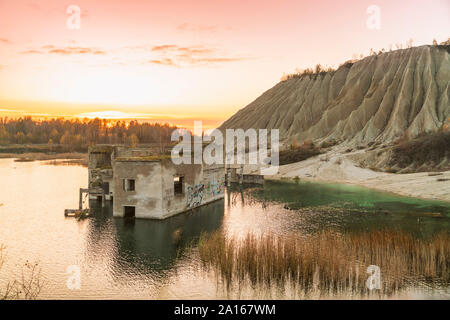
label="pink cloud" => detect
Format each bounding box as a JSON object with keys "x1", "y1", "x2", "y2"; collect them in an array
[
  {"x1": 149, "y1": 44, "x2": 247, "y2": 67},
  {"x1": 21, "y1": 45, "x2": 106, "y2": 55}
]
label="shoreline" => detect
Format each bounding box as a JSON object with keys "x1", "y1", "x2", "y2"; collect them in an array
[
  {"x1": 268, "y1": 149, "x2": 450, "y2": 204},
  {"x1": 267, "y1": 174, "x2": 450, "y2": 204},
  {"x1": 0, "y1": 152, "x2": 88, "y2": 166},
  {"x1": 1, "y1": 149, "x2": 449, "y2": 203}
]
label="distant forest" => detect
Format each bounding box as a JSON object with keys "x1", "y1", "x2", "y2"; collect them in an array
[{"x1": 0, "y1": 117, "x2": 178, "y2": 150}]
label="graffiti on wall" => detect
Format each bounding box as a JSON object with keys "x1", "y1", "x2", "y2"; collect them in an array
[
  {"x1": 209, "y1": 176, "x2": 225, "y2": 196},
  {"x1": 186, "y1": 184, "x2": 204, "y2": 208}
]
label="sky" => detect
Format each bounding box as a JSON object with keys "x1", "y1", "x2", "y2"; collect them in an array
[{"x1": 0, "y1": 0, "x2": 449, "y2": 128}]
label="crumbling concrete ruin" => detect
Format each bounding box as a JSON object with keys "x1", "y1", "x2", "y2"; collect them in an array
[{"x1": 88, "y1": 145, "x2": 225, "y2": 219}]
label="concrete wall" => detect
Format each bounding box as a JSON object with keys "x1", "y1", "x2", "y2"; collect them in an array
[
  {"x1": 88, "y1": 147, "x2": 114, "y2": 199},
  {"x1": 225, "y1": 167, "x2": 264, "y2": 185},
  {"x1": 242, "y1": 174, "x2": 264, "y2": 184},
  {"x1": 200, "y1": 165, "x2": 226, "y2": 205},
  {"x1": 112, "y1": 160, "x2": 225, "y2": 219},
  {"x1": 112, "y1": 160, "x2": 164, "y2": 219},
  {"x1": 160, "y1": 162, "x2": 203, "y2": 218},
  {"x1": 159, "y1": 163, "x2": 225, "y2": 219},
  {"x1": 113, "y1": 145, "x2": 172, "y2": 158},
  {"x1": 90, "y1": 143, "x2": 228, "y2": 219}
]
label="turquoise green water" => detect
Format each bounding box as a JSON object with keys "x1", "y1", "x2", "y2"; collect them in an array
[
  {"x1": 257, "y1": 180, "x2": 450, "y2": 215},
  {"x1": 245, "y1": 180, "x2": 450, "y2": 236}
]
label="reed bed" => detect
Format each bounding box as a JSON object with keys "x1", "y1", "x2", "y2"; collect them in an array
[{"x1": 198, "y1": 230, "x2": 450, "y2": 296}]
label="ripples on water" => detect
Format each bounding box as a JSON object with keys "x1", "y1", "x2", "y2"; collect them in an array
[{"x1": 0, "y1": 159, "x2": 448, "y2": 299}]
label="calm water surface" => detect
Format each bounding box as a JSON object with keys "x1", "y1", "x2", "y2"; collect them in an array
[{"x1": 0, "y1": 159, "x2": 449, "y2": 299}]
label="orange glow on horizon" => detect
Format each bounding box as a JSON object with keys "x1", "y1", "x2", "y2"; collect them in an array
[
  {"x1": 0, "y1": 0, "x2": 449, "y2": 121},
  {"x1": 0, "y1": 108, "x2": 224, "y2": 130}
]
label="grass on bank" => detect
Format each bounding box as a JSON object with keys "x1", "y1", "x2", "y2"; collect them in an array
[
  {"x1": 389, "y1": 130, "x2": 450, "y2": 172},
  {"x1": 279, "y1": 140, "x2": 322, "y2": 165},
  {"x1": 198, "y1": 230, "x2": 449, "y2": 296}
]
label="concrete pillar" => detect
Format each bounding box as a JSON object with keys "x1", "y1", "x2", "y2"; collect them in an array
[
  {"x1": 239, "y1": 166, "x2": 243, "y2": 185},
  {"x1": 79, "y1": 189, "x2": 83, "y2": 210}
]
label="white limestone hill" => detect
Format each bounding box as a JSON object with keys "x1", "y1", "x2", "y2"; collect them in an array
[{"x1": 220, "y1": 45, "x2": 450, "y2": 147}]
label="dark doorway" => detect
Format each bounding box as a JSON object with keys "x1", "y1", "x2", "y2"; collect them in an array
[
  {"x1": 124, "y1": 206, "x2": 136, "y2": 218},
  {"x1": 102, "y1": 182, "x2": 110, "y2": 194}
]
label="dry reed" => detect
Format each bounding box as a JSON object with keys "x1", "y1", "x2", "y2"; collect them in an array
[{"x1": 198, "y1": 230, "x2": 449, "y2": 296}]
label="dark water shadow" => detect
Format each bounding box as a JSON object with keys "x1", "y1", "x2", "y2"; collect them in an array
[{"x1": 86, "y1": 199, "x2": 224, "y2": 275}]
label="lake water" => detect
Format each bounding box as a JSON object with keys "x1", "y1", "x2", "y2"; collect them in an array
[{"x1": 0, "y1": 159, "x2": 449, "y2": 299}]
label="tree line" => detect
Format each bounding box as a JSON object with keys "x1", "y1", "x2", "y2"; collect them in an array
[{"x1": 0, "y1": 117, "x2": 178, "y2": 150}]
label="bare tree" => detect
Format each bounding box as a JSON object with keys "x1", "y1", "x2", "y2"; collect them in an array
[
  {"x1": 0, "y1": 245, "x2": 43, "y2": 300},
  {"x1": 406, "y1": 38, "x2": 414, "y2": 48}
]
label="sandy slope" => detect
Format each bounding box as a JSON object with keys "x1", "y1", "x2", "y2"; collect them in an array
[
  {"x1": 221, "y1": 44, "x2": 450, "y2": 201},
  {"x1": 268, "y1": 148, "x2": 450, "y2": 203},
  {"x1": 221, "y1": 45, "x2": 450, "y2": 146}
]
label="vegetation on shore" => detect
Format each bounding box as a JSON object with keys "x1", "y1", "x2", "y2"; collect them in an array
[
  {"x1": 279, "y1": 140, "x2": 322, "y2": 165},
  {"x1": 0, "y1": 150, "x2": 87, "y2": 160},
  {"x1": 389, "y1": 130, "x2": 450, "y2": 173},
  {"x1": 0, "y1": 117, "x2": 177, "y2": 151},
  {"x1": 198, "y1": 230, "x2": 449, "y2": 296}
]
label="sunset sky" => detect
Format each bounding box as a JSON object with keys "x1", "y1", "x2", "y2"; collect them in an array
[{"x1": 0, "y1": 0, "x2": 449, "y2": 128}]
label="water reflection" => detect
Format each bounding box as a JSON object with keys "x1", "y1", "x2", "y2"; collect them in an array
[
  {"x1": 86, "y1": 199, "x2": 224, "y2": 275},
  {"x1": 0, "y1": 159, "x2": 449, "y2": 299}
]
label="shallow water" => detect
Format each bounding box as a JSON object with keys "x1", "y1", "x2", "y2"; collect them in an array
[{"x1": 0, "y1": 159, "x2": 449, "y2": 299}]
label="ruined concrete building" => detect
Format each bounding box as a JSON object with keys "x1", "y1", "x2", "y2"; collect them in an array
[{"x1": 88, "y1": 145, "x2": 225, "y2": 219}]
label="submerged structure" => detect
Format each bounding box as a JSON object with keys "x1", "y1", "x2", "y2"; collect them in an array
[{"x1": 88, "y1": 145, "x2": 225, "y2": 219}]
